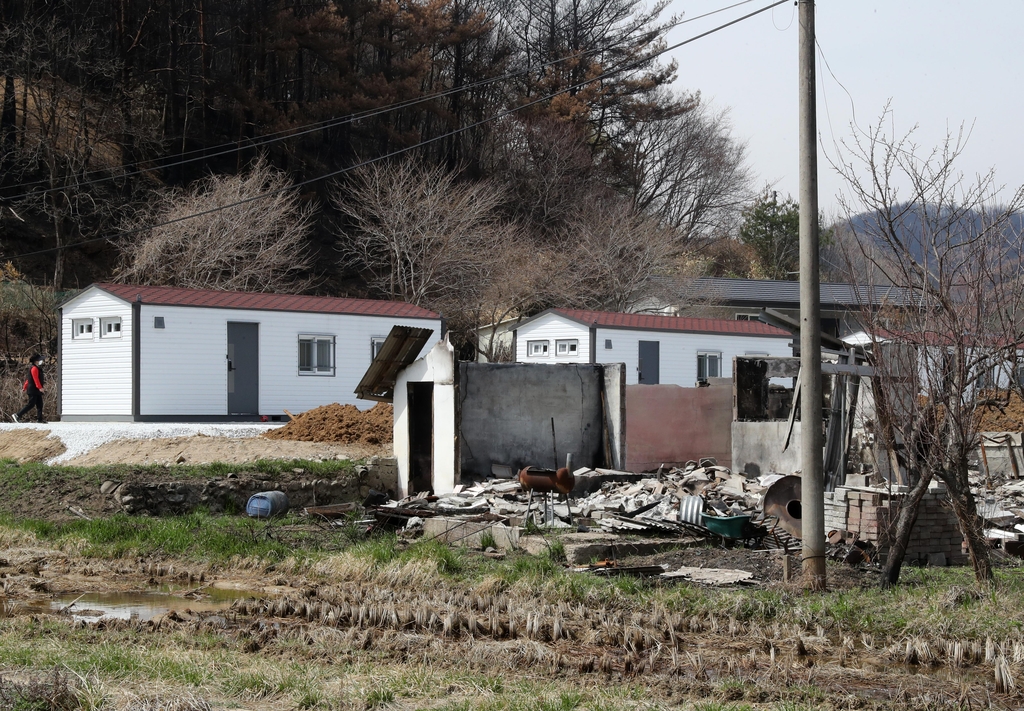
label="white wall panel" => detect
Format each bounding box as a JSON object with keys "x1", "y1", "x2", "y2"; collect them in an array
[
  {"x1": 515, "y1": 314, "x2": 590, "y2": 363},
  {"x1": 61, "y1": 289, "x2": 133, "y2": 416},
  {"x1": 513, "y1": 314, "x2": 792, "y2": 386},
  {"x1": 139, "y1": 305, "x2": 440, "y2": 415},
  {"x1": 596, "y1": 328, "x2": 792, "y2": 385}
]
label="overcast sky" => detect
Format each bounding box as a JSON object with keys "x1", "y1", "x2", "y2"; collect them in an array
[{"x1": 665, "y1": 1, "x2": 1024, "y2": 217}]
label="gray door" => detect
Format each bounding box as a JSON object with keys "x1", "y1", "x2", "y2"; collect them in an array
[
  {"x1": 638, "y1": 340, "x2": 660, "y2": 384},
  {"x1": 227, "y1": 322, "x2": 259, "y2": 415}
]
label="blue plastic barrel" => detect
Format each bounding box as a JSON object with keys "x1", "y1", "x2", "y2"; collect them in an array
[{"x1": 246, "y1": 491, "x2": 290, "y2": 519}]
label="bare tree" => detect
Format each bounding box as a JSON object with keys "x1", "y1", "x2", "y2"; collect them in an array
[
  {"x1": 116, "y1": 157, "x2": 315, "y2": 293},
  {"x1": 335, "y1": 160, "x2": 541, "y2": 356},
  {"x1": 561, "y1": 197, "x2": 690, "y2": 312},
  {"x1": 486, "y1": 117, "x2": 602, "y2": 237},
  {"x1": 334, "y1": 160, "x2": 514, "y2": 306},
  {"x1": 834, "y1": 113, "x2": 1024, "y2": 585},
  {"x1": 616, "y1": 96, "x2": 751, "y2": 242}
]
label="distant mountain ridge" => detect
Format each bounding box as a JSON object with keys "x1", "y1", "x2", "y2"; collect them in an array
[{"x1": 844, "y1": 203, "x2": 1024, "y2": 264}]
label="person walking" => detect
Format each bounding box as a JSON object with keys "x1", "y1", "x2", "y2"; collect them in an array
[{"x1": 13, "y1": 354, "x2": 45, "y2": 423}]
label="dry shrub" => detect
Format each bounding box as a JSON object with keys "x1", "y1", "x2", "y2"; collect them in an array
[
  {"x1": 0, "y1": 668, "x2": 79, "y2": 710},
  {"x1": 941, "y1": 585, "x2": 983, "y2": 610},
  {"x1": 116, "y1": 157, "x2": 314, "y2": 294}
]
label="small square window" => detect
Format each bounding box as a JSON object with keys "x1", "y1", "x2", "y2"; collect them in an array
[
  {"x1": 604, "y1": 339, "x2": 612, "y2": 349},
  {"x1": 299, "y1": 335, "x2": 335, "y2": 375},
  {"x1": 555, "y1": 339, "x2": 578, "y2": 356},
  {"x1": 72, "y1": 319, "x2": 94, "y2": 339},
  {"x1": 736, "y1": 314, "x2": 752, "y2": 321},
  {"x1": 154, "y1": 317, "x2": 165, "y2": 329},
  {"x1": 528, "y1": 340, "x2": 549, "y2": 357},
  {"x1": 697, "y1": 352, "x2": 722, "y2": 381},
  {"x1": 100, "y1": 317, "x2": 122, "y2": 338},
  {"x1": 371, "y1": 336, "x2": 387, "y2": 359}
]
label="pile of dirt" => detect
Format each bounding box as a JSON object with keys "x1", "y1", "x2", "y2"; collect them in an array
[
  {"x1": 0, "y1": 429, "x2": 66, "y2": 463},
  {"x1": 976, "y1": 392, "x2": 1024, "y2": 432},
  {"x1": 265, "y1": 402, "x2": 393, "y2": 444}
]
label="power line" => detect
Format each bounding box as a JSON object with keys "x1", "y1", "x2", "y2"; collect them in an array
[
  {"x1": 12, "y1": 0, "x2": 787, "y2": 261},
  {"x1": 2, "y1": 0, "x2": 760, "y2": 202}
]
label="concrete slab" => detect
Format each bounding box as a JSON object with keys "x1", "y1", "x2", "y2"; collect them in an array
[
  {"x1": 559, "y1": 533, "x2": 701, "y2": 565},
  {"x1": 661, "y1": 566, "x2": 755, "y2": 585},
  {"x1": 422, "y1": 517, "x2": 520, "y2": 549}
]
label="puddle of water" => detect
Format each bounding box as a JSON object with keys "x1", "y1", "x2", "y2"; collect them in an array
[{"x1": 44, "y1": 586, "x2": 258, "y2": 622}]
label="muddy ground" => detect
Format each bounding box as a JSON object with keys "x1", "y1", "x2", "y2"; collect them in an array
[
  {"x1": 0, "y1": 462, "x2": 366, "y2": 522},
  {"x1": 1, "y1": 531, "x2": 1021, "y2": 710}
]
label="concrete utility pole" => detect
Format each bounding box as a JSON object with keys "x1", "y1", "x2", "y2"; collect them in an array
[{"x1": 798, "y1": 0, "x2": 825, "y2": 590}]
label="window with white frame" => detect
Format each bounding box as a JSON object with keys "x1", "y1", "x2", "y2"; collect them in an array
[
  {"x1": 100, "y1": 317, "x2": 122, "y2": 338},
  {"x1": 527, "y1": 340, "x2": 549, "y2": 357},
  {"x1": 72, "y1": 319, "x2": 94, "y2": 339},
  {"x1": 555, "y1": 339, "x2": 578, "y2": 356},
  {"x1": 735, "y1": 314, "x2": 753, "y2": 321},
  {"x1": 697, "y1": 351, "x2": 721, "y2": 380},
  {"x1": 298, "y1": 335, "x2": 336, "y2": 375},
  {"x1": 371, "y1": 336, "x2": 387, "y2": 359}
]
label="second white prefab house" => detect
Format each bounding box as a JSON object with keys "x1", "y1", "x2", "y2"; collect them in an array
[
  {"x1": 513, "y1": 308, "x2": 793, "y2": 385},
  {"x1": 59, "y1": 283, "x2": 441, "y2": 421}
]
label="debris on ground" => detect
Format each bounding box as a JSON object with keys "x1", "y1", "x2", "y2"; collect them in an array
[
  {"x1": 359, "y1": 460, "x2": 805, "y2": 557},
  {"x1": 265, "y1": 403, "x2": 393, "y2": 444},
  {"x1": 660, "y1": 566, "x2": 757, "y2": 586},
  {"x1": 969, "y1": 453, "x2": 1024, "y2": 558}
]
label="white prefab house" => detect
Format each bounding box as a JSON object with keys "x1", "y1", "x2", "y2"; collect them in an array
[
  {"x1": 513, "y1": 308, "x2": 793, "y2": 386},
  {"x1": 59, "y1": 283, "x2": 441, "y2": 421}
]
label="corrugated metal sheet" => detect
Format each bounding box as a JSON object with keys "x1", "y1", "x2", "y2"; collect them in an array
[
  {"x1": 355, "y1": 326, "x2": 435, "y2": 402},
  {"x1": 550, "y1": 308, "x2": 791, "y2": 337},
  {"x1": 92, "y1": 283, "x2": 439, "y2": 319}
]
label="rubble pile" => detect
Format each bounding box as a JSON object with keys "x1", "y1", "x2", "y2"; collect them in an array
[
  {"x1": 575, "y1": 463, "x2": 775, "y2": 536},
  {"x1": 971, "y1": 471, "x2": 1024, "y2": 555},
  {"x1": 360, "y1": 461, "x2": 793, "y2": 545},
  {"x1": 265, "y1": 403, "x2": 393, "y2": 444}
]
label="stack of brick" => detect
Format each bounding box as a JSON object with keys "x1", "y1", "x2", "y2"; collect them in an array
[{"x1": 823, "y1": 483, "x2": 968, "y2": 566}]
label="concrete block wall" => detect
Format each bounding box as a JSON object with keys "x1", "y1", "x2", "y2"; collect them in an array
[{"x1": 824, "y1": 485, "x2": 968, "y2": 566}]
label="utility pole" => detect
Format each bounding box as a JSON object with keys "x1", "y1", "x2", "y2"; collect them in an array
[{"x1": 798, "y1": 0, "x2": 825, "y2": 590}]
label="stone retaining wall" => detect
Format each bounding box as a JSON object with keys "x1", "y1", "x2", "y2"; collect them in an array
[{"x1": 106, "y1": 458, "x2": 397, "y2": 516}]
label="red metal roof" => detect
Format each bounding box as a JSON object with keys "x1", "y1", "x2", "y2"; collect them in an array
[
  {"x1": 551, "y1": 308, "x2": 791, "y2": 337},
  {"x1": 92, "y1": 283, "x2": 440, "y2": 319}
]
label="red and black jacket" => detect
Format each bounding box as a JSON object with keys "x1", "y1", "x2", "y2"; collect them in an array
[{"x1": 24, "y1": 364, "x2": 44, "y2": 394}]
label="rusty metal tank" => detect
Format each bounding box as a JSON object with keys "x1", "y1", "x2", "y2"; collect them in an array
[{"x1": 518, "y1": 466, "x2": 575, "y2": 495}]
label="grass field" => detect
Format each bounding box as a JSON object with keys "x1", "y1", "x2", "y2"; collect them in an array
[{"x1": 0, "y1": 461, "x2": 1022, "y2": 709}]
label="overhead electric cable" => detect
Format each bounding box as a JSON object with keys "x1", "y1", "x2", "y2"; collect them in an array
[
  {"x1": 2, "y1": 0, "x2": 761, "y2": 202},
  {"x1": 13, "y1": 0, "x2": 787, "y2": 261}
]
